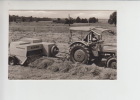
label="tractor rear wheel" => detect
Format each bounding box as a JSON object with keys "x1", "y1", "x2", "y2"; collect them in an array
[
  {"x1": 106, "y1": 57, "x2": 117, "y2": 69},
  {"x1": 70, "y1": 43, "x2": 90, "y2": 64}
]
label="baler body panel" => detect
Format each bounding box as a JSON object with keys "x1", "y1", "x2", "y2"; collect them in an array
[{"x1": 10, "y1": 41, "x2": 27, "y2": 57}]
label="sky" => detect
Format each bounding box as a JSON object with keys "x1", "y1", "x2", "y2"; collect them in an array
[{"x1": 9, "y1": 10, "x2": 115, "y2": 19}]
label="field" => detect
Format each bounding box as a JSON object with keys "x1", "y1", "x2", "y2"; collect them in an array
[{"x1": 9, "y1": 20, "x2": 117, "y2": 80}]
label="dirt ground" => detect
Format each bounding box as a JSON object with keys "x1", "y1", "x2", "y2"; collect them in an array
[{"x1": 8, "y1": 20, "x2": 117, "y2": 80}]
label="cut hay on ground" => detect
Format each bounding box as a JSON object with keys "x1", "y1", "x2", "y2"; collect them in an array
[
  {"x1": 28, "y1": 57, "x2": 54, "y2": 69},
  {"x1": 28, "y1": 57, "x2": 116, "y2": 80}
]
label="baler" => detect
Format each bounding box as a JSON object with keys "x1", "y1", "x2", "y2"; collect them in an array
[{"x1": 9, "y1": 38, "x2": 59, "y2": 65}]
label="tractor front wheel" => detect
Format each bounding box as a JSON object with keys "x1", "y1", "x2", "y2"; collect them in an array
[
  {"x1": 70, "y1": 43, "x2": 90, "y2": 64},
  {"x1": 106, "y1": 57, "x2": 117, "y2": 69}
]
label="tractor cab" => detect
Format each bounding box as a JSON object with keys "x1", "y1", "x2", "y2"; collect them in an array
[
  {"x1": 69, "y1": 26, "x2": 115, "y2": 48},
  {"x1": 69, "y1": 26, "x2": 111, "y2": 46},
  {"x1": 69, "y1": 26, "x2": 102, "y2": 44}
]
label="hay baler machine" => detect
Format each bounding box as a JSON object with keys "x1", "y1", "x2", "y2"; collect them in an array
[
  {"x1": 69, "y1": 27, "x2": 117, "y2": 69},
  {"x1": 9, "y1": 38, "x2": 59, "y2": 66}
]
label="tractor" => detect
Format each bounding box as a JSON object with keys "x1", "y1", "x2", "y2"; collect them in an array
[
  {"x1": 9, "y1": 38, "x2": 59, "y2": 66},
  {"x1": 69, "y1": 27, "x2": 117, "y2": 69}
]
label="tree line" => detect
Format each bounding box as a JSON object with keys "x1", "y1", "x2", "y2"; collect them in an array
[
  {"x1": 9, "y1": 15, "x2": 52, "y2": 22},
  {"x1": 9, "y1": 11, "x2": 116, "y2": 26},
  {"x1": 64, "y1": 16, "x2": 98, "y2": 24},
  {"x1": 9, "y1": 15, "x2": 98, "y2": 24}
]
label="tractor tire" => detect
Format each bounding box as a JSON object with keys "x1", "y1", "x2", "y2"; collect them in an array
[
  {"x1": 106, "y1": 57, "x2": 117, "y2": 69},
  {"x1": 70, "y1": 43, "x2": 90, "y2": 64},
  {"x1": 8, "y1": 56, "x2": 18, "y2": 66}
]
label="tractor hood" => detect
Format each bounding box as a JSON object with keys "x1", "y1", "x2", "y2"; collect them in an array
[{"x1": 102, "y1": 43, "x2": 116, "y2": 53}]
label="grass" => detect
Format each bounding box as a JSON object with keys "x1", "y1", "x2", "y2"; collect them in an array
[{"x1": 9, "y1": 21, "x2": 116, "y2": 42}]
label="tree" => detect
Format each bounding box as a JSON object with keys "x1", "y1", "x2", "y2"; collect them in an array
[
  {"x1": 65, "y1": 18, "x2": 69, "y2": 24},
  {"x1": 96, "y1": 18, "x2": 98, "y2": 23},
  {"x1": 81, "y1": 18, "x2": 88, "y2": 23},
  {"x1": 9, "y1": 15, "x2": 13, "y2": 22},
  {"x1": 89, "y1": 17, "x2": 97, "y2": 23},
  {"x1": 12, "y1": 15, "x2": 16, "y2": 22},
  {"x1": 56, "y1": 18, "x2": 61, "y2": 23},
  {"x1": 108, "y1": 12, "x2": 117, "y2": 26},
  {"x1": 21, "y1": 16, "x2": 26, "y2": 22},
  {"x1": 65, "y1": 17, "x2": 73, "y2": 25},
  {"x1": 34, "y1": 17, "x2": 38, "y2": 22},
  {"x1": 76, "y1": 16, "x2": 81, "y2": 23},
  {"x1": 57, "y1": 18, "x2": 61, "y2": 21},
  {"x1": 29, "y1": 16, "x2": 33, "y2": 22}
]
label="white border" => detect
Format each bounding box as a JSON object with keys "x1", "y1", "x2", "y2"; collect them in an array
[{"x1": 1, "y1": 1, "x2": 140, "y2": 100}]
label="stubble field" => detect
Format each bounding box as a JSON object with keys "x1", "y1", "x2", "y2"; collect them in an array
[{"x1": 9, "y1": 20, "x2": 117, "y2": 80}]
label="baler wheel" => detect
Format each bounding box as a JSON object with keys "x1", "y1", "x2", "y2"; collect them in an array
[{"x1": 8, "y1": 56, "x2": 18, "y2": 66}]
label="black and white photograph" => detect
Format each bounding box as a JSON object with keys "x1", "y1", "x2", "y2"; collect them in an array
[
  {"x1": 8, "y1": 10, "x2": 117, "y2": 80},
  {"x1": 2, "y1": 1, "x2": 140, "y2": 100}
]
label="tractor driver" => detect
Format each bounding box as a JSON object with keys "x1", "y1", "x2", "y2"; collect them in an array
[
  {"x1": 84, "y1": 31, "x2": 98, "y2": 42},
  {"x1": 91, "y1": 33, "x2": 98, "y2": 42}
]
